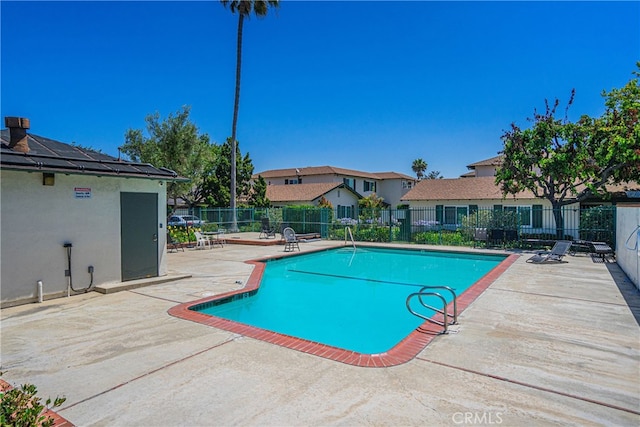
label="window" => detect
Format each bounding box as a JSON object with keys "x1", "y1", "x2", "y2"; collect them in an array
[
  {"x1": 443, "y1": 206, "x2": 468, "y2": 226},
  {"x1": 504, "y1": 206, "x2": 532, "y2": 227},
  {"x1": 532, "y1": 205, "x2": 543, "y2": 228},
  {"x1": 402, "y1": 180, "x2": 413, "y2": 189},
  {"x1": 343, "y1": 178, "x2": 355, "y2": 189},
  {"x1": 285, "y1": 178, "x2": 301, "y2": 185},
  {"x1": 337, "y1": 204, "x2": 354, "y2": 219},
  {"x1": 363, "y1": 180, "x2": 376, "y2": 192}
]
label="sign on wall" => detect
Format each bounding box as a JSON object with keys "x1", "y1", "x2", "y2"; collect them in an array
[{"x1": 74, "y1": 187, "x2": 92, "y2": 199}]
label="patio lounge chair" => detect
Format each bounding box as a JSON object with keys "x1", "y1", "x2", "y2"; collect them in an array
[
  {"x1": 570, "y1": 240, "x2": 615, "y2": 261},
  {"x1": 259, "y1": 218, "x2": 276, "y2": 239},
  {"x1": 526, "y1": 240, "x2": 572, "y2": 264},
  {"x1": 589, "y1": 241, "x2": 615, "y2": 260},
  {"x1": 283, "y1": 227, "x2": 300, "y2": 252}
]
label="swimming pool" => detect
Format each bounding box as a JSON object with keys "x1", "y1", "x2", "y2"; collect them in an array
[{"x1": 169, "y1": 246, "x2": 516, "y2": 366}]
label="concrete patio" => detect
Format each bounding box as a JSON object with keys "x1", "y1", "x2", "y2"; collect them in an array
[{"x1": 1, "y1": 239, "x2": 639, "y2": 426}]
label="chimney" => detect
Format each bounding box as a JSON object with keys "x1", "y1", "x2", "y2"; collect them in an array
[{"x1": 4, "y1": 117, "x2": 30, "y2": 153}]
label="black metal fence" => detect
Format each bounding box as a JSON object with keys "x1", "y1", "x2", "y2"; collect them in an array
[{"x1": 173, "y1": 205, "x2": 616, "y2": 248}]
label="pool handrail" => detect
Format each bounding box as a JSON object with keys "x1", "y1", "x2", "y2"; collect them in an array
[
  {"x1": 345, "y1": 226, "x2": 356, "y2": 249},
  {"x1": 418, "y1": 285, "x2": 458, "y2": 325},
  {"x1": 406, "y1": 291, "x2": 449, "y2": 334}
]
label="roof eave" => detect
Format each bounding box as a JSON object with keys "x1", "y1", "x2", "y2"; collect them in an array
[{"x1": 0, "y1": 165, "x2": 188, "y2": 181}]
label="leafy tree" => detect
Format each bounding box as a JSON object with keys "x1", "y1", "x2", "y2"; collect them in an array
[
  {"x1": 318, "y1": 195, "x2": 333, "y2": 209},
  {"x1": 221, "y1": 0, "x2": 280, "y2": 231},
  {"x1": 121, "y1": 106, "x2": 217, "y2": 212},
  {"x1": 358, "y1": 193, "x2": 385, "y2": 209},
  {"x1": 248, "y1": 175, "x2": 270, "y2": 207},
  {"x1": 203, "y1": 137, "x2": 254, "y2": 207},
  {"x1": 425, "y1": 170, "x2": 443, "y2": 179},
  {"x1": 496, "y1": 65, "x2": 640, "y2": 237},
  {"x1": 411, "y1": 158, "x2": 427, "y2": 180}
]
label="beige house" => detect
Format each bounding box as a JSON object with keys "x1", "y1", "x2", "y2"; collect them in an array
[
  {"x1": 266, "y1": 182, "x2": 361, "y2": 217},
  {"x1": 255, "y1": 166, "x2": 416, "y2": 208},
  {"x1": 1, "y1": 117, "x2": 182, "y2": 307},
  {"x1": 401, "y1": 155, "x2": 638, "y2": 239}
]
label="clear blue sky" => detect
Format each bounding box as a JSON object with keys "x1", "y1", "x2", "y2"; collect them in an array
[{"x1": 2, "y1": 1, "x2": 638, "y2": 178}]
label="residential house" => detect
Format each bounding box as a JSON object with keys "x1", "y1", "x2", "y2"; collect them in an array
[
  {"x1": 401, "y1": 155, "x2": 638, "y2": 239},
  {"x1": 255, "y1": 166, "x2": 416, "y2": 208},
  {"x1": 266, "y1": 182, "x2": 361, "y2": 218},
  {"x1": 1, "y1": 117, "x2": 183, "y2": 307}
]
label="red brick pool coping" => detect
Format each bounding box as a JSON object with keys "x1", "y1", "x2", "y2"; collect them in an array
[{"x1": 168, "y1": 250, "x2": 520, "y2": 367}]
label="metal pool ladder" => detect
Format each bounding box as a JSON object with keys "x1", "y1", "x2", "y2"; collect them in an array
[
  {"x1": 406, "y1": 286, "x2": 458, "y2": 334},
  {"x1": 345, "y1": 226, "x2": 356, "y2": 249}
]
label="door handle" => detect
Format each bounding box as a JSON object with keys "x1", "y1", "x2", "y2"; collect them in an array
[{"x1": 152, "y1": 233, "x2": 158, "y2": 242}]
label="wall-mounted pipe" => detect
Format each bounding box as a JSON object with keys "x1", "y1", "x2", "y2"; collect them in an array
[{"x1": 37, "y1": 280, "x2": 43, "y2": 303}]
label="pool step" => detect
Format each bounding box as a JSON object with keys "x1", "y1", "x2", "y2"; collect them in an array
[{"x1": 94, "y1": 273, "x2": 192, "y2": 294}]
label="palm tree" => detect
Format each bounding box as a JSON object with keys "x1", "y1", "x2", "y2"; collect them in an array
[
  {"x1": 221, "y1": 0, "x2": 279, "y2": 232},
  {"x1": 411, "y1": 158, "x2": 427, "y2": 180}
]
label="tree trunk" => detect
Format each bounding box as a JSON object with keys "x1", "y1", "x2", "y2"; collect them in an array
[
  {"x1": 551, "y1": 202, "x2": 565, "y2": 240},
  {"x1": 229, "y1": 13, "x2": 244, "y2": 232}
]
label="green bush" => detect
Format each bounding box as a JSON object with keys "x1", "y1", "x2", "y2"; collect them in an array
[
  {"x1": 580, "y1": 206, "x2": 615, "y2": 244},
  {"x1": 414, "y1": 230, "x2": 466, "y2": 246},
  {"x1": 354, "y1": 226, "x2": 390, "y2": 242},
  {"x1": 1, "y1": 374, "x2": 66, "y2": 427},
  {"x1": 167, "y1": 225, "x2": 208, "y2": 243}
]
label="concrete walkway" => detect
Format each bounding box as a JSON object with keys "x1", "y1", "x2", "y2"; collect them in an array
[{"x1": 1, "y1": 240, "x2": 639, "y2": 426}]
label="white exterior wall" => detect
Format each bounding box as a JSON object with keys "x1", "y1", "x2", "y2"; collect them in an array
[
  {"x1": 270, "y1": 188, "x2": 359, "y2": 210},
  {"x1": 1, "y1": 170, "x2": 168, "y2": 306},
  {"x1": 377, "y1": 180, "x2": 410, "y2": 207},
  {"x1": 266, "y1": 173, "x2": 410, "y2": 207},
  {"x1": 616, "y1": 205, "x2": 640, "y2": 289},
  {"x1": 322, "y1": 188, "x2": 359, "y2": 211},
  {"x1": 474, "y1": 165, "x2": 497, "y2": 177},
  {"x1": 266, "y1": 175, "x2": 338, "y2": 186}
]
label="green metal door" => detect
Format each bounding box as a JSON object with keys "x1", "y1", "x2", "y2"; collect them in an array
[{"x1": 120, "y1": 192, "x2": 158, "y2": 281}]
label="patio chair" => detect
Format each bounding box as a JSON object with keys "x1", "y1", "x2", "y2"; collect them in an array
[
  {"x1": 589, "y1": 241, "x2": 615, "y2": 260},
  {"x1": 472, "y1": 228, "x2": 487, "y2": 248},
  {"x1": 214, "y1": 228, "x2": 226, "y2": 247},
  {"x1": 526, "y1": 240, "x2": 572, "y2": 264},
  {"x1": 194, "y1": 231, "x2": 211, "y2": 250},
  {"x1": 283, "y1": 227, "x2": 300, "y2": 252},
  {"x1": 279, "y1": 222, "x2": 290, "y2": 240},
  {"x1": 488, "y1": 229, "x2": 504, "y2": 247},
  {"x1": 166, "y1": 232, "x2": 184, "y2": 252},
  {"x1": 259, "y1": 217, "x2": 276, "y2": 239}
]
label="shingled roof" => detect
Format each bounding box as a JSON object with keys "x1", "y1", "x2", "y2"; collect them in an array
[
  {"x1": 402, "y1": 176, "x2": 640, "y2": 202},
  {"x1": 401, "y1": 177, "x2": 535, "y2": 201},
  {"x1": 255, "y1": 166, "x2": 414, "y2": 181},
  {"x1": 0, "y1": 129, "x2": 184, "y2": 181},
  {"x1": 266, "y1": 182, "x2": 361, "y2": 203},
  {"x1": 466, "y1": 155, "x2": 503, "y2": 170}
]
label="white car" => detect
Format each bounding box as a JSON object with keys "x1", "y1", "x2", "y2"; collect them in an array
[{"x1": 167, "y1": 215, "x2": 205, "y2": 227}]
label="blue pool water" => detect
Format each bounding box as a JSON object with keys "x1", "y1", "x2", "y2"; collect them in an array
[{"x1": 194, "y1": 247, "x2": 505, "y2": 354}]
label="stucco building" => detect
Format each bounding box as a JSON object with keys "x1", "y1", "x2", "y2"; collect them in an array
[{"x1": 1, "y1": 117, "x2": 182, "y2": 307}]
